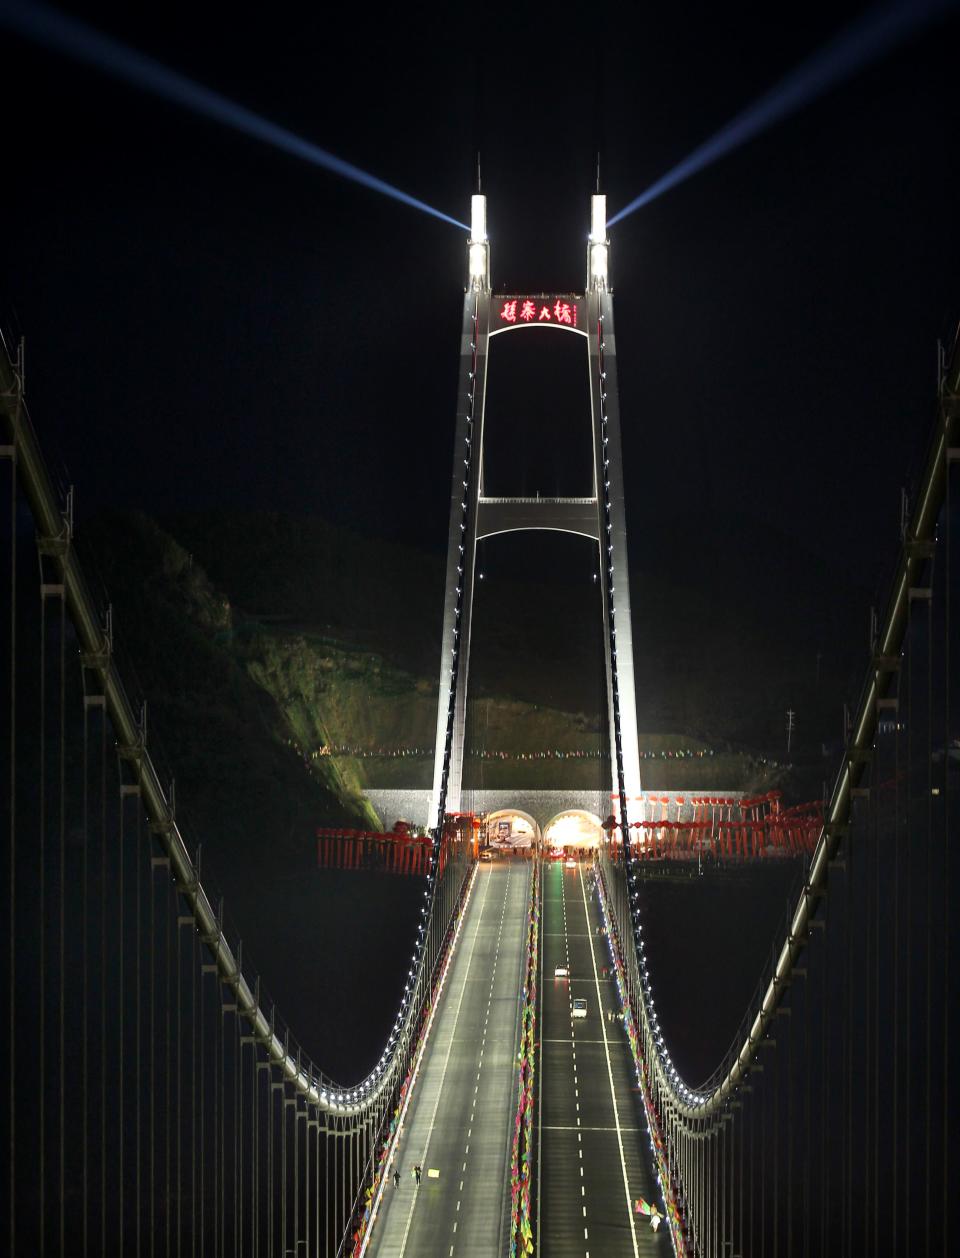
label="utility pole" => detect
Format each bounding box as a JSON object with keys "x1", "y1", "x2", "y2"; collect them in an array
[{"x1": 786, "y1": 709, "x2": 796, "y2": 755}]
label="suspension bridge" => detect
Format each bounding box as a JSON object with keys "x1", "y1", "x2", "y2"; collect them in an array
[{"x1": 1, "y1": 193, "x2": 957, "y2": 1258}]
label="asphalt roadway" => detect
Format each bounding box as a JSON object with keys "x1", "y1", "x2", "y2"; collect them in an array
[
  {"x1": 366, "y1": 859, "x2": 531, "y2": 1258},
  {"x1": 537, "y1": 858, "x2": 662, "y2": 1258}
]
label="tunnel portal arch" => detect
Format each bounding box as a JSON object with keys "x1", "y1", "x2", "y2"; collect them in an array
[
  {"x1": 542, "y1": 809, "x2": 603, "y2": 849},
  {"x1": 483, "y1": 808, "x2": 541, "y2": 849}
]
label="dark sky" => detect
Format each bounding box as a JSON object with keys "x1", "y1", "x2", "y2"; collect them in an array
[{"x1": 3, "y1": 0, "x2": 959, "y2": 589}]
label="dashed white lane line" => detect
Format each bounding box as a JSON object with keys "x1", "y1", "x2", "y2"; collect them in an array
[
  {"x1": 394, "y1": 872, "x2": 494, "y2": 1258},
  {"x1": 577, "y1": 865, "x2": 640, "y2": 1258},
  {"x1": 561, "y1": 866, "x2": 593, "y2": 1258},
  {"x1": 451, "y1": 865, "x2": 514, "y2": 1256}
]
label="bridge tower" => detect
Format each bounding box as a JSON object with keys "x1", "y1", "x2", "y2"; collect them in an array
[{"x1": 430, "y1": 196, "x2": 641, "y2": 838}]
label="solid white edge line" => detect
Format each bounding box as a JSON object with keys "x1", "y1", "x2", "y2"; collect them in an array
[
  {"x1": 359, "y1": 863, "x2": 481, "y2": 1258},
  {"x1": 394, "y1": 869, "x2": 493, "y2": 1258},
  {"x1": 578, "y1": 864, "x2": 640, "y2": 1258}
]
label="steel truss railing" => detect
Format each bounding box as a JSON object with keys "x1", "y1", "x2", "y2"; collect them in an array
[
  {"x1": 0, "y1": 331, "x2": 474, "y2": 1256},
  {"x1": 597, "y1": 324, "x2": 959, "y2": 1255}
]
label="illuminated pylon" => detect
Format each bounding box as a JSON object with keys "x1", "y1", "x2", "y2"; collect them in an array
[{"x1": 430, "y1": 194, "x2": 642, "y2": 837}]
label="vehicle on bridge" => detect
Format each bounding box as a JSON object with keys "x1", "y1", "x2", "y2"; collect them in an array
[{"x1": 572, "y1": 998, "x2": 587, "y2": 1019}]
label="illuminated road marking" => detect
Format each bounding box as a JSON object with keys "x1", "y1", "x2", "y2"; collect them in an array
[
  {"x1": 543, "y1": 1124, "x2": 619, "y2": 1133},
  {"x1": 395, "y1": 870, "x2": 492, "y2": 1258},
  {"x1": 578, "y1": 866, "x2": 639, "y2": 1258},
  {"x1": 447, "y1": 865, "x2": 514, "y2": 1256}
]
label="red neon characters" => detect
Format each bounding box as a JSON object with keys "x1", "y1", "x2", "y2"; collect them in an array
[{"x1": 496, "y1": 297, "x2": 579, "y2": 328}]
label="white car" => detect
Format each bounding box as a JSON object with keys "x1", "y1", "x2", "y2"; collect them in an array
[
  {"x1": 554, "y1": 964, "x2": 569, "y2": 978},
  {"x1": 572, "y1": 998, "x2": 588, "y2": 1019},
  {"x1": 565, "y1": 858, "x2": 577, "y2": 869}
]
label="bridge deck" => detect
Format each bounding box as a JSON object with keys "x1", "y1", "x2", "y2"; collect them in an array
[
  {"x1": 538, "y1": 859, "x2": 661, "y2": 1257},
  {"x1": 367, "y1": 860, "x2": 531, "y2": 1258}
]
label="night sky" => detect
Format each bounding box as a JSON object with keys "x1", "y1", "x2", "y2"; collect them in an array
[
  {"x1": 3, "y1": 0, "x2": 958, "y2": 586},
  {"x1": 1, "y1": 0, "x2": 959, "y2": 1171}
]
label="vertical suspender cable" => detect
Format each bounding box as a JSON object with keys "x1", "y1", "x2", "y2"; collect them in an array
[
  {"x1": 872, "y1": 779, "x2": 881, "y2": 1256},
  {"x1": 39, "y1": 566, "x2": 47, "y2": 1258},
  {"x1": 892, "y1": 702, "x2": 902, "y2": 1254},
  {"x1": 748, "y1": 1083, "x2": 755, "y2": 1256},
  {"x1": 136, "y1": 805, "x2": 143, "y2": 1257},
  {"x1": 772, "y1": 1026, "x2": 779, "y2": 1258},
  {"x1": 249, "y1": 1043, "x2": 257, "y2": 1258},
  {"x1": 176, "y1": 890, "x2": 183, "y2": 1258},
  {"x1": 924, "y1": 584, "x2": 933, "y2": 1258},
  {"x1": 713, "y1": 1124, "x2": 719, "y2": 1257},
  {"x1": 786, "y1": 999, "x2": 793, "y2": 1258},
  {"x1": 324, "y1": 1128, "x2": 329, "y2": 1258},
  {"x1": 760, "y1": 1058, "x2": 766, "y2": 1258},
  {"x1": 57, "y1": 588, "x2": 66, "y2": 1258},
  {"x1": 251, "y1": 1043, "x2": 258, "y2": 1258},
  {"x1": 266, "y1": 1066, "x2": 273, "y2": 1258},
  {"x1": 820, "y1": 897, "x2": 828, "y2": 1258},
  {"x1": 212, "y1": 968, "x2": 219, "y2": 1258},
  {"x1": 862, "y1": 789, "x2": 872, "y2": 1258},
  {"x1": 199, "y1": 954, "x2": 206, "y2": 1258},
  {"x1": 150, "y1": 837, "x2": 157, "y2": 1258},
  {"x1": 280, "y1": 1080, "x2": 287, "y2": 1258},
  {"x1": 844, "y1": 837, "x2": 852, "y2": 1258},
  {"x1": 118, "y1": 767, "x2": 126, "y2": 1257},
  {"x1": 192, "y1": 931, "x2": 198, "y2": 1258},
  {"x1": 739, "y1": 1093, "x2": 745, "y2": 1258},
  {"x1": 942, "y1": 451, "x2": 952, "y2": 1255},
  {"x1": 904, "y1": 606, "x2": 913, "y2": 1258},
  {"x1": 218, "y1": 995, "x2": 224, "y2": 1258},
  {"x1": 82, "y1": 683, "x2": 90, "y2": 1258},
  {"x1": 236, "y1": 1019, "x2": 242, "y2": 1258},
  {"x1": 6, "y1": 446, "x2": 16, "y2": 1258},
  {"x1": 100, "y1": 701, "x2": 107, "y2": 1255},
  {"x1": 803, "y1": 964, "x2": 811, "y2": 1258},
  {"x1": 293, "y1": 1099, "x2": 300, "y2": 1256}
]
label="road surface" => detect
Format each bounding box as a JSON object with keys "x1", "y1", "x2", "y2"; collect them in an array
[
  {"x1": 537, "y1": 858, "x2": 662, "y2": 1257},
  {"x1": 367, "y1": 859, "x2": 531, "y2": 1258}
]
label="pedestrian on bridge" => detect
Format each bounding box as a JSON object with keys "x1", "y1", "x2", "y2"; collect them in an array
[
  {"x1": 393, "y1": 1169, "x2": 401, "y2": 1188},
  {"x1": 413, "y1": 1164, "x2": 422, "y2": 1186}
]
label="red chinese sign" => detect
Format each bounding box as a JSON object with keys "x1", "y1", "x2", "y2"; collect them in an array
[{"x1": 495, "y1": 296, "x2": 581, "y2": 329}]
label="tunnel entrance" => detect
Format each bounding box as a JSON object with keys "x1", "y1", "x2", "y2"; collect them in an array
[
  {"x1": 483, "y1": 809, "x2": 540, "y2": 851},
  {"x1": 542, "y1": 810, "x2": 602, "y2": 851}
]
